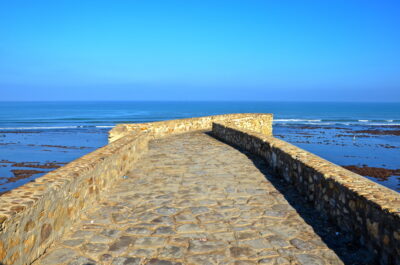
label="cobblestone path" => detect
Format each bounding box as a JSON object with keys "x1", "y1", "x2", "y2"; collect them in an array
[{"x1": 34, "y1": 132, "x2": 343, "y2": 265}]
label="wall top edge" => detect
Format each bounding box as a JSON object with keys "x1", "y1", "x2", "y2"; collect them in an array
[{"x1": 114, "y1": 113, "x2": 273, "y2": 128}]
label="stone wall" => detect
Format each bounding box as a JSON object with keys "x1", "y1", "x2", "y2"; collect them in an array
[
  {"x1": 212, "y1": 122, "x2": 400, "y2": 265},
  {"x1": 0, "y1": 131, "x2": 149, "y2": 265},
  {"x1": 109, "y1": 113, "x2": 273, "y2": 143},
  {"x1": 0, "y1": 113, "x2": 272, "y2": 265}
]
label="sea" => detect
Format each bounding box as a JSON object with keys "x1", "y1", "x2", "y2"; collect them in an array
[{"x1": 0, "y1": 101, "x2": 399, "y2": 193}]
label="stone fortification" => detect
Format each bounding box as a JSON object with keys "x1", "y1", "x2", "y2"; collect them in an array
[
  {"x1": 2, "y1": 113, "x2": 398, "y2": 265},
  {"x1": 0, "y1": 132, "x2": 149, "y2": 265},
  {"x1": 212, "y1": 122, "x2": 400, "y2": 265},
  {"x1": 109, "y1": 113, "x2": 273, "y2": 143},
  {"x1": 0, "y1": 114, "x2": 272, "y2": 265}
]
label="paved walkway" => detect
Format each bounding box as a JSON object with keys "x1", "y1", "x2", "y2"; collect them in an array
[{"x1": 34, "y1": 132, "x2": 343, "y2": 265}]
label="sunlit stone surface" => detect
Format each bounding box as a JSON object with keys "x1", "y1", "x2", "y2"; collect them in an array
[{"x1": 34, "y1": 132, "x2": 343, "y2": 264}]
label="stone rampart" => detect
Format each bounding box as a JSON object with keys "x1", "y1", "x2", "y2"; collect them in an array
[
  {"x1": 212, "y1": 122, "x2": 400, "y2": 265},
  {"x1": 109, "y1": 113, "x2": 273, "y2": 143},
  {"x1": 0, "y1": 113, "x2": 272, "y2": 265},
  {"x1": 0, "y1": 132, "x2": 149, "y2": 265}
]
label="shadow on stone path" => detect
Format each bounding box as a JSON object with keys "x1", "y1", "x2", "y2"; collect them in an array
[
  {"x1": 224, "y1": 145, "x2": 376, "y2": 265},
  {"x1": 33, "y1": 131, "x2": 371, "y2": 265}
]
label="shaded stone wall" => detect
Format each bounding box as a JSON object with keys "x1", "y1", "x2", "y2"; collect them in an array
[
  {"x1": 0, "y1": 132, "x2": 150, "y2": 265},
  {"x1": 212, "y1": 122, "x2": 400, "y2": 265},
  {"x1": 0, "y1": 113, "x2": 272, "y2": 265}
]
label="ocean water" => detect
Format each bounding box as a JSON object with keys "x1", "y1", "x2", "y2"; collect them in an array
[
  {"x1": 0, "y1": 101, "x2": 399, "y2": 193},
  {"x1": 1, "y1": 101, "x2": 399, "y2": 128}
]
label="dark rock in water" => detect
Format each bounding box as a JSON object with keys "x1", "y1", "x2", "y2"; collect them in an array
[
  {"x1": 11, "y1": 162, "x2": 63, "y2": 169},
  {"x1": 350, "y1": 129, "x2": 400, "y2": 136},
  {"x1": 0, "y1": 159, "x2": 15, "y2": 163},
  {"x1": 342, "y1": 165, "x2": 400, "y2": 180},
  {"x1": 10, "y1": 169, "x2": 46, "y2": 181}
]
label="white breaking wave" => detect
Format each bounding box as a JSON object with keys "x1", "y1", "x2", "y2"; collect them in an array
[
  {"x1": 274, "y1": 119, "x2": 322, "y2": 122},
  {"x1": 273, "y1": 118, "x2": 399, "y2": 126},
  {"x1": 0, "y1": 125, "x2": 114, "y2": 130},
  {"x1": 0, "y1": 126, "x2": 79, "y2": 130},
  {"x1": 366, "y1": 123, "x2": 400, "y2": 126},
  {"x1": 305, "y1": 122, "x2": 336, "y2": 125}
]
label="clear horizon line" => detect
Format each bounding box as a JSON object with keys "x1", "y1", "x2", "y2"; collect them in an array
[{"x1": 0, "y1": 100, "x2": 399, "y2": 103}]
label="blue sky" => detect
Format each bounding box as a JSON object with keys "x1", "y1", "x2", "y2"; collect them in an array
[{"x1": 0, "y1": 0, "x2": 399, "y2": 101}]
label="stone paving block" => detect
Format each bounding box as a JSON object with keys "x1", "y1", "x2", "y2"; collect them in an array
[
  {"x1": 135, "y1": 236, "x2": 167, "y2": 248},
  {"x1": 111, "y1": 256, "x2": 142, "y2": 265},
  {"x1": 176, "y1": 223, "x2": 204, "y2": 233},
  {"x1": 67, "y1": 256, "x2": 97, "y2": 265},
  {"x1": 125, "y1": 226, "x2": 152, "y2": 235},
  {"x1": 36, "y1": 248, "x2": 78, "y2": 265},
  {"x1": 109, "y1": 235, "x2": 136, "y2": 253}
]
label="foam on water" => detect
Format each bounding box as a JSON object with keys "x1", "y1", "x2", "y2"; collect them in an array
[
  {"x1": 273, "y1": 119, "x2": 400, "y2": 126},
  {"x1": 0, "y1": 125, "x2": 115, "y2": 130}
]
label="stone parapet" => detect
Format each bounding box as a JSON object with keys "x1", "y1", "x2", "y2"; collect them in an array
[
  {"x1": 108, "y1": 113, "x2": 273, "y2": 143},
  {"x1": 0, "y1": 131, "x2": 150, "y2": 265},
  {"x1": 0, "y1": 113, "x2": 272, "y2": 265},
  {"x1": 212, "y1": 122, "x2": 400, "y2": 265}
]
